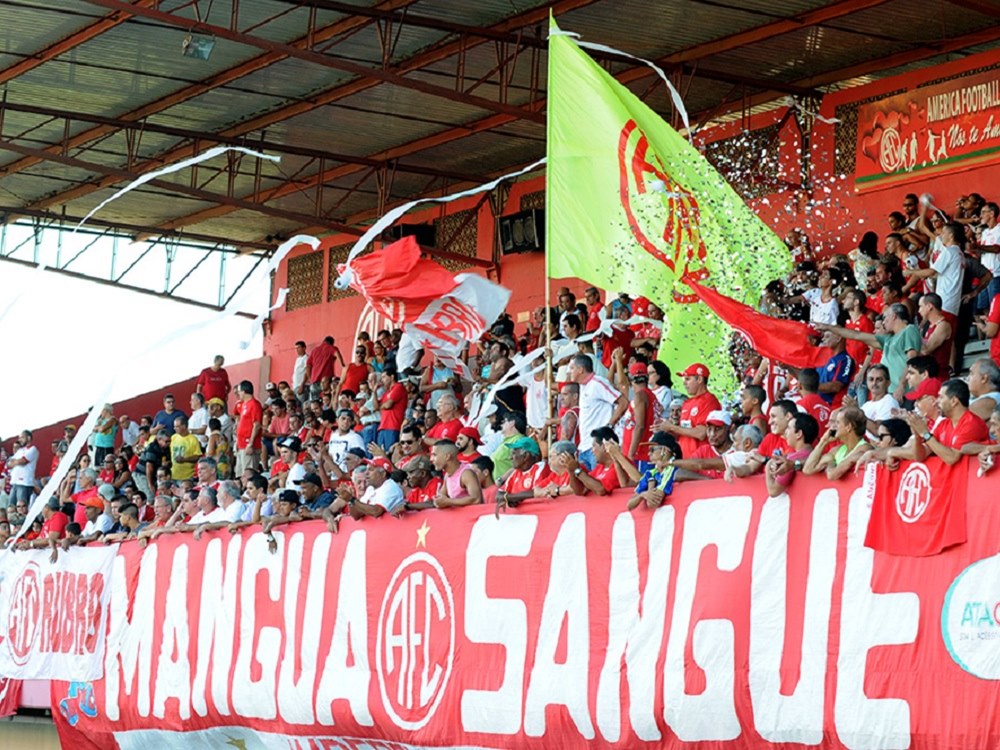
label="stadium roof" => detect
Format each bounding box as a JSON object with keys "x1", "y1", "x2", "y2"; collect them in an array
[{"x1": 0, "y1": 0, "x2": 997, "y2": 254}]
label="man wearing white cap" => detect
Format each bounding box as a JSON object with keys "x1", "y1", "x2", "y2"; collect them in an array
[
  {"x1": 671, "y1": 410, "x2": 733, "y2": 479},
  {"x1": 657, "y1": 362, "x2": 721, "y2": 459}
]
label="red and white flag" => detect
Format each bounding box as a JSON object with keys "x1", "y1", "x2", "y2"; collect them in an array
[
  {"x1": 0, "y1": 677, "x2": 20, "y2": 718},
  {"x1": 683, "y1": 275, "x2": 832, "y2": 368},
  {"x1": 865, "y1": 457, "x2": 968, "y2": 556},
  {"x1": 338, "y1": 236, "x2": 511, "y2": 374}
]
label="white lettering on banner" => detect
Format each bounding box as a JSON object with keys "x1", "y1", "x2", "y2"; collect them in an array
[
  {"x1": 315, "y1": 531, "x2": 373, "y2": 727},
  {"x1": 664, "y1": 496, "x2": 752, "y2": 741},
  {"x1": 835, "y1": 490, "x2": 919, "y2": 750},
  {"x1": 154, "y1": 544, "x2": 191, "y2": 720},
  {"x1": 105, "y1": 547, "x2": 157, "y2": 720},
  {"x1": 192, "y1": 536, "x2": 241, "y2": 717},
  {"x1": 524, "y1": 513, "x2": 594, "y2": 739},
  {"x1": 278, "y1": 533, "x2": 330, "y2": 725},
  {"x1": 749, "y1": 490, "x2": 839, "y2": 744},
  {"x1": 376, "y1": 551, "x2": 455, "y2": 731},
  {"x1": 232, "y1": 533, "x2": 282, "y2": 720},
  {"x1": 596, "y1": 508, "x2": 673, "y2": 742},
  {"x1": 461, "y1": 515, "x2": 539, "y2": 734}
]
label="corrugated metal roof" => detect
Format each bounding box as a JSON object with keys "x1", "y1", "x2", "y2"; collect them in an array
[{"x1": 0, "y1": 0, "x2": 996, "y2": 253}]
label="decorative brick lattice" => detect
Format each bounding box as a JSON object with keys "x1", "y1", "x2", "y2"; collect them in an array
[
  {"x1": 702, "y1": 123, "x2": 783, "y2": 200},
  {"x1": 327, "y1": 243, "x2": 357, "y2": 302},
  {"x1": 520, "y1": 189, "x2": 545, "y2": 211},
  {"x1": 433, "y1": 208, "x2": 478, "y2": 272},
  {"x1": 285, "y1": 251, "x2": 323, "y2": 311}
]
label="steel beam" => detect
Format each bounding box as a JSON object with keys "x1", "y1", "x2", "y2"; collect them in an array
[
  {"x1": 80, "y1": 0, "x2": 545, "y2": 124},
  {"x1": 0, "y1": 0, "x2": 158, "y2": 86},
  {"x1": 0, "y1": 204, "x2": 275, "y2": 251},
  {"x1": 0, "y1": 254, "x2": 259, "y2": 318},
  {"x1": 0, "y1": 0, "x2": 419, "y2": 180},
  {"x1": 24, "y1": 0, "x2": 595, "y2": 216},
  {"x1": 0, "y1": 137, "x2": 366, "y2": 235}
]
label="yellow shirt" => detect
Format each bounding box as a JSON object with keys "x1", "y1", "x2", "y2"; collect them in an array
[{"x1": 169, "y1": 432, "x2": 202, "y2": 481}]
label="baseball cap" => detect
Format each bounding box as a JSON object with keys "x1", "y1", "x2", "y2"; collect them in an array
[
  {"x1": 679, "y1": 363, "x2": 710, "y2": 378},
  {"x1": 403, "y1": 456, "x2": 434, "y2": 473},
  {"x1": 97, "y1": 484, "x2": 116, "y2": 501},
  {"x1": 346, "y1": 447, "x2": 367, "y2": 459},
  {"x1": 642, "y1": 431, "x2": 682, "y2": 458},
  {"x1": 509, "y1": 436, "x2": 541, "y2": 456},
  {"x1": 458, "y1": 426, "x2": 482, "y2": 445},
  {"x1": 278, "y1": 436, "x2": 302, "y2": 452},
  {"x1": 207, "y1": 397, "x2": 226, "y2": 407},
  {"x1": 628, "y1": 362, "x2": 648, "y2": 378},
  {"x1": 706, "y1": 410, "x2": 732, "y2": 426},
  {"x1": 294, "y1": 472, "x2": 323, "y2": 487},
  {"x1": 904, "y1": 377, "x2": 942, "y2": 401},
  {"x1": 83, "y1": 495, "x2": 105, "y2": 510},
  {"x1": 631, "y1": 295, "x2": 650, "y2": 317},
  {"x1": 266, "y1": 382, "x2": 278, "y2": 390},
  {"x1": 278, "y1": 489, "x2": 300, "y2": 505},
  {"x1": 368, "y1": 457, "x2": 393, "y2": 473}
]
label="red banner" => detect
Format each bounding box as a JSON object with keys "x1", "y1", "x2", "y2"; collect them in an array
[
  {"x1": 855, "y1": 68, "x2": 1000, "y2": 192},
  {"x1": 48, "y1": 461, "x2": 1000, "y2": 749},
  {"x1": 866, "y1": 458, "x2": 967, "y2": 556},
  {"x1": 0, "y1": 677, "x2": 21, "y2": 718}
]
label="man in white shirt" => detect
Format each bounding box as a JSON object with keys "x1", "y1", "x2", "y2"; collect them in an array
[
  {"x1": 187, "y1": 486, "x2": 229, "y2": 524},
  {"x1": 977, "y1": 202, "x2": 1000, "y2": 312},
  {"x1": 7, "y1": 429, "x2": 39, "y2": 506},
  {"x1": 292, "y1": 340, "x2": 309, "y2": 397},
  {"x1": 906, "y1": 222, "x2": 964, "y2": 320},
  {"x1": 118, "y1": 415, "x2": 140, "y2": 450},
  {"x1": 327, "y1": 410, "x2": 365, "y2": 469},
  {"x1": 857, "y1": 364, "x2": 899, "y2": 439},
  {"x1": 568, "y1": 354, "x2": 627, "y2": 471},
  {"x1": 188, "y1": 393, "x2": 210, "y2": 448},
  {"x1": 207, "y1": 398, "x2": 234, "y2": 444},
  {"x1": 351, "y1": 457, "x2": 404, "y2": 516}
]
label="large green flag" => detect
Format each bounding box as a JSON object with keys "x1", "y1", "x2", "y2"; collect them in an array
[{"x1": 545, "y1": 24, "x2": 791, "y2": 396}]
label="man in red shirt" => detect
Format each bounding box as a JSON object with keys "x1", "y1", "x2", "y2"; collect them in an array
[
  {"x1": 915, "y1": 378, "x2": 990, "y2": 464},
  {"x1": 795, "y1": 368, "x2": 832, "y2": 431},
  {"x1": 376, "y1": 368, "x2": 408, "y2": 452},
  {"x1": 195, "y1": 355, "x2": 231, "y2": 402},
  {"x1": 401, "y1": 456, "x2": 442, "y2": 510},
  {"x1": 674, "y1": 410, "x2": 734, "y2": 479},
  {"x1": 583, "y1": 286, "x2": 604, "y2": 333},
  {"x1": 566, "y1": 426, "x2": 626, "y2": 496},
  {"x1": 234, "y1": 380, "x2": 264, "y2": 474},
  {"x1": 455, "y1": 426, "x2": 482, "y2": 463},
  {"x1": 497, "y1": 437, "x2": 549, "y2": 509},
  {"x1": 307, "y1": 336, "x2": 345, "y2": 399},
  {"x1": 19, "y1": 498, "x2": 69, "y2": 556},
  {"x1": 659, "y1": 363, "x2": 721, "y2": 459},
  {"x1": 338, "y1": 346, "x2": 370, "y2": 398},
  {"x1": 423, "y1": 393, "x2": 462, "y2": 447},
  {"x1": 843, "y1": 289, "x2": 874, "y2": 370},
  {"x1": 621, "y1": 362, "x2": 661, "y2": 465},
  {"x1": 975, "y1": 292, "x2": 1000, "y2": 367}
]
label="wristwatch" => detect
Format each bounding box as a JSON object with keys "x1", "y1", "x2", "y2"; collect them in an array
[
  {"x1": 921, "y1": 432, "x2": 933, "y2": 442},
  {"x1": 573, "y1": 468, "x2": 583, "y2": 476},
  {"x1": 793, "y1": 460, "x2": 803, "y2": 471}
]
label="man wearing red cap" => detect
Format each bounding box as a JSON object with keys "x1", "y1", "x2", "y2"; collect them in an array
[
  {"x1": 902, "y1": 356, "x2": 942, "y2": 408},
  {"x1": 621, "y1": 362, "x2": 661, "y2": 467},
  {"x1": 672, "y1": 410, "x2": 734, "y2": 479},
  {"x1": 661, "y1": 363, "x2": 721, "y2": 459},
  {"x1": 456, "y1": 426, "x2": 482, "y2": 463},
  {"x1": 348, "y1": 457, "x2": 404, "y2": 517}
]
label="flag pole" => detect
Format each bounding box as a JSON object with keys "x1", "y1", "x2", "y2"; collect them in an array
[{"x1": 544, "y1": 18, "x2": 555, "y2": 445}]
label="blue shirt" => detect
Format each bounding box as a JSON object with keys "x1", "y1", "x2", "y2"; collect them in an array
[
  {"x1": 307, "y1": 490, "x2": 335, "y2": 513},
  {"x1": 635, "y1": 465, "x2": 678, "y2": 496},
  {"x1": 818, "y1": 351, "x2": 854, "y2": 405}
]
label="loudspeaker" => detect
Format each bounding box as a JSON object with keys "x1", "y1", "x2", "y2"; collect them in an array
[
  {"x1": 386, "y1": 223, "x2": 436, "y2": 247},
  {"x1": 499, "y1": 209, "x2": 544, "y2": 254}
]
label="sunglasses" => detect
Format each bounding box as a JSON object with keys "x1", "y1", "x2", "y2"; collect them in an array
[
  {"x1": 877, "y1": 433, "x2": 892, "y2": 439},
  {"x1": 399, "y1": 439, "x2": 415, "y2": 445}
]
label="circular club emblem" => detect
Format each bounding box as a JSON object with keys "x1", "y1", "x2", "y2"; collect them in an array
[
  {"x1": 690, "y1": 406, "x2": 699, "y2": 417},
  {"x1": 6, "y1": 562, "x2": 42, "y2": 666},
  {"x1": 376, "y1": 552, "x2": 455, "y2": 730},
  {"x1": 895, "y1": 463, "x2": 932, "y2": 523}
]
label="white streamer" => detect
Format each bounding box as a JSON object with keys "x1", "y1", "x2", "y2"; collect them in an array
[
  {"x1": 0, "y1": 146, "x2": 281, "y2": 327},
  {"x1": 781, "y1": 96, "x2": 841, "y2": 125},
  {"x1": 467, "y1": 346, "x2": 548, "y2": 427},
  {"x1": 549, "y1": 29, "x2": 691, "y2": 141},
  {"x1": 335, "y1": 158, "x2": 546, "y2": 289}
]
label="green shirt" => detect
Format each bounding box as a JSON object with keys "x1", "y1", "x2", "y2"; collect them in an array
[
  {"x1": 491, "y1": 434, "x2": 522, "y2": 480},
  {"x1": 876, "y1": 324, "x2": 922, "y2": 392}
]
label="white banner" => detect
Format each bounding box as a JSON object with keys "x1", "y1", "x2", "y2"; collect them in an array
[{"x1": 0, "y1": 545, "x2": 117, "y2": 680}]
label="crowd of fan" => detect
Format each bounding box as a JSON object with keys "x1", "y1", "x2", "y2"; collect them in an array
[{"x1": 2, "y1": 190, "x2": 1000, "y2": 555}]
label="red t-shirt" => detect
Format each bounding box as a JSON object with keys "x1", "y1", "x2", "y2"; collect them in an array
[
  {"x1": 407, "y1": 477, "x2": 443, "y2": 505},
  {"x1": 71, "y1": 486, "x2": 99, "y2": 526},
  {"x1": 196, "y1": 367, "x2": 230, "y2": 401},
  {"x1": 759, "y1": 433, "x2": 789, "y2": 459},
  {"x1": 933, "y1": 410, "x2": 990, "y2": 449},
  {"x1": 235, "y1": 398, "x2": 264, "y2": 450},
  {"x1": 590, "y1": 462, "x2": 620, "y2": 493},
  {"x1": 678, "y1": 391, "x2": 722, "y2": 459},
  {"x1": 503, "y1": 463, "x2": 550, "y2": 494},
  {"x1": 379, "y1": 382, "x2": 408, "y2": 431},
  {"x1": 600, "y1": 326, "x2": 635, "y2": 369},
  {"x1": 988, "y1": 293, "x2": 1000, "y2": 366},
  {"x1": 340, "y1": 362, "x2": 369, "y2": 396},
  {"x1": 537, "y1": 470, "x2": 572, "y2": 489},
  {"x1": 797, "y1": 393, "x2": 832, "y2": 432},
  {"x1": 427, "y1": 419, "x2": 462, "y2": 443},
  {"x1": 586, "y1": 303, "x2": 603, "y2": 333},
  {"x1": 42, "y1": 510, "x2": 70, "y2": 539},
  {"x1": 691, "y1": 444, "x2": 725, "y2": 479},
  {"x1": 621, "y1": 387, "x2": 661, "y2": 461},
  {"x1": 307, "y1": 342, "x2": 340, "y2": 383},
  {"x1": 844, "y1": 315, "x2": 874, "y2": 369}
]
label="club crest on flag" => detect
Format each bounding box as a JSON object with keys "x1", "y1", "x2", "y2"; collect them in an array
[{"x1": 896, "y1": 462, "x2": 931, "y2": 523}]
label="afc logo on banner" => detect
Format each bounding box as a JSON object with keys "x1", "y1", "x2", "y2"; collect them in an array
[
  {"x1": 6, "y1": 562, "x2": 41, "y2": 666},
  {"x1": 896, "y1": 463, "x2": 931, "y2": 523},
  {"x1": 376, "y1": 552, "x2": 455, "y2": 730}
]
